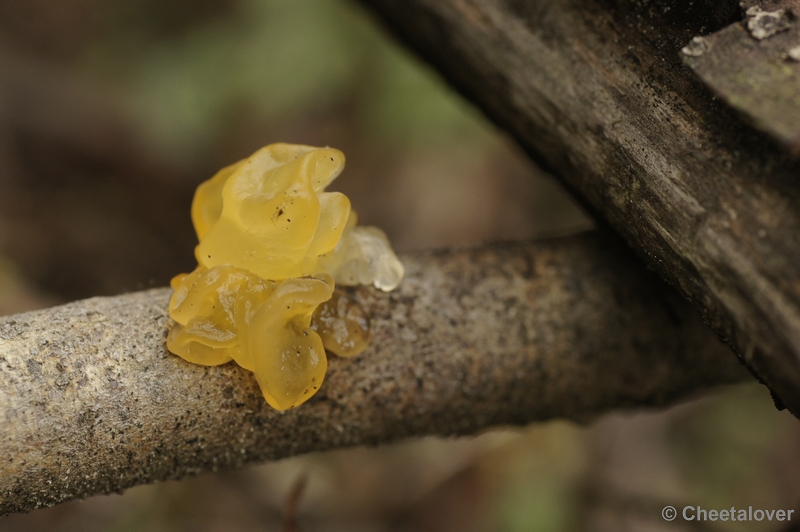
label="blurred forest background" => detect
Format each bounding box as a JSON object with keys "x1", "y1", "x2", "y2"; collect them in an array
[{"x1": 0, "y1": 0, "x2": 798, "y2": 530}]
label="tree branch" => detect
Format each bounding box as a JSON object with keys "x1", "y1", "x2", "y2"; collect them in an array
[
  {"x1": 0, "y1": 233, "x2": 748, "y2": 515},
  {"x1": 357, "y1": 0, "x2": 800, "y2": 415}
]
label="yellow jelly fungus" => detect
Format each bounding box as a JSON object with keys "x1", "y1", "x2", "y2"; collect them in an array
[
  {"x1": 195, "y1": 143, "x2": 351, "y2": 281},
  {"x1": 311, "y1": 289, "x2": 371, "y2": 357},
  {"x1": 167, "y1": 143, "x2": 404, "y2": 410}
]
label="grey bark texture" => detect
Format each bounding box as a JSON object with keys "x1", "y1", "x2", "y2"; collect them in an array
[
  {"x1": 0, "y1": 234, "x2": 747, "y2": 514},
  {"x1": 357, "y1": 0, "x2": 800, "y2": 415}
]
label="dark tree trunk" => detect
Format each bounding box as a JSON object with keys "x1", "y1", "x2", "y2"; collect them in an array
[{"x1": 359, "y1": 0, "x2": 800, "y2": 415}]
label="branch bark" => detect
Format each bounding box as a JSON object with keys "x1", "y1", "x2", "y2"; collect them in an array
[
  {"x1": 0, "y1": 234, "x2": 747, "y2": 515},
  {"x1": 357, "y1": 0, "x2": 800, "y2": 415}
]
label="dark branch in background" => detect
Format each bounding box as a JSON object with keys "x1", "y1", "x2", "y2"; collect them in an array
[
  {"x1": 0, "y1": 233, "x2": 748, "y2": 515},
  {"x1": 357, "y1": 0, "x2": 800, "y2": 416}
]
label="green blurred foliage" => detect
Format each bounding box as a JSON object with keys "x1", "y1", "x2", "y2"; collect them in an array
[
  {"x1": 498, "y1": 477, "x2": 576, "y2": 532},
  {"x1": 83, "y1": 0, "x2": 488, "y2": 168},
  {"x1": 669, "y1": 384, "x2": 795, "y2": 526},
  {"x1": 488, "y1": 422, "x2": 585, "y2": 532}
]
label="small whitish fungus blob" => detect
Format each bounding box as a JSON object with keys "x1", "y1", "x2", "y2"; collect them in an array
[
  {"x1": 317, "y1": 212, "x2": 404, "y2": 292},
  {"x1": 167, "y1": 143, "x2": 403, "y2": 410}
]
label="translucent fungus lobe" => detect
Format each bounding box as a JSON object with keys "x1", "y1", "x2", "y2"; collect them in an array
[
  {"x1": 195, "y1": 144, "x2": 351, "y2": 280},
  {"x1": 167, "y1": 143, "x2": 404, "y2": 410}
]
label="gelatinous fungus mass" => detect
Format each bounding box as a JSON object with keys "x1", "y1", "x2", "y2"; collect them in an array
[{"x1": 168, "y1": 143, "x2": 404, "y2": 410}]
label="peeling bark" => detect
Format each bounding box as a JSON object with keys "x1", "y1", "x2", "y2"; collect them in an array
[
  {"x1": 0, "y1": 234, "x2": 747, "y2": 514},
  {"x1": 683, "y1": 0, "x2": 800, "y2": 153}
]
